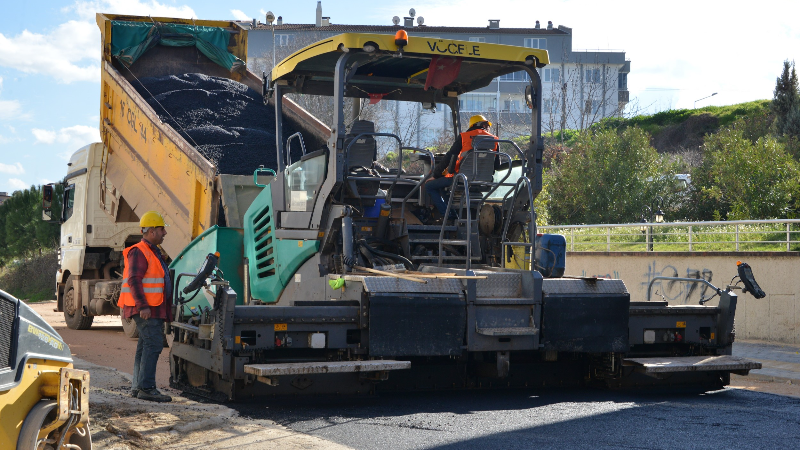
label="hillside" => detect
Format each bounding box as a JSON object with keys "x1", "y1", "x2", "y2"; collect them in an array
[{"x1": 600, "y1": 100, "x2": 773, "y2": 155}]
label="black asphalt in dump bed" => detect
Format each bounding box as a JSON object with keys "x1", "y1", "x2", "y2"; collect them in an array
[{"x1": 132, "y1": 73, "x2": 304, "y2": 175}]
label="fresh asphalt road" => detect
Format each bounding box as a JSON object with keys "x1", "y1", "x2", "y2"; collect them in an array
[{"x1": 235, "y1": 387, "x2": 800, "y2": 449}]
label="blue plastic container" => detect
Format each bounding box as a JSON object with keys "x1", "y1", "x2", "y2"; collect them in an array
[
  {"x1": 363, "y1": 198, "x2": 386, "y2": 218},
  {"x1": 535, "y1": 233, "x2": 566, "y2": 278}
]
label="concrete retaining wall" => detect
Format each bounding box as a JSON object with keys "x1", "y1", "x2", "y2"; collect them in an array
[{"x1": 565, "y1": 252, "x2": 800, "y2": 344}]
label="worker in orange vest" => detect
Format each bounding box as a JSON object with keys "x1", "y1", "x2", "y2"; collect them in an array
[
  {"x1": 425, "y1": 115, "x2": 499, "y2": 221},
  {"x1": 118, "y1": 211, "x2": 173, "y2": 402}
]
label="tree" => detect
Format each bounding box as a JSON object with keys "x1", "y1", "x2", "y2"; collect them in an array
[
  {"x1": 0, "y1": 185, "x2": 61, "y2": 266},
  {"x1": 689, "y1": 123, "x2": 800, "y2": 220},
  {"x1": 772, "y1": 60, "x2": 799, "y2": 136},
  {"x1": 545, "y1": 126, "x2": 678, "y2": 225}
]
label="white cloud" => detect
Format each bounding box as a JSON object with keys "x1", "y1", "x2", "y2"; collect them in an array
[
  {"x1": 32, "y1": 129, "x2": 57, "y2": 144},
  {"x1": 8, "y1": 178, "x2": 28, "y2": 190},
  {"x1": 0, "y1": 162, "x2": 24, "y2": 175},
  {"x1": 0, "y1": 1, "x2": 196, "y2": 84},
  {"x1": 32, "y1": 125, "x2": 100, "y2": 149},
  {"x1": 231, "y1": 9, "x2": 250, "y2": 21},
  {"x1": 0, "y1": 20, "x2": 98, "y2": 83},
  {"x1": 0, "y1": 99, "x2": 23, "y2": 120},
  {"x1": 67, "y1": 0, "x2": 196, "y2": 21}
]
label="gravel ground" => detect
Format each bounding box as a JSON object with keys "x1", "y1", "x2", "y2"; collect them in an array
[{"x1": 132, "y1": 73, "x2": 304, "y2": 175}]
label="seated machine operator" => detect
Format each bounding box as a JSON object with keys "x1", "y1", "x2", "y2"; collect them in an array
[{"x1": 425, "y1": 114, "x2": 499, "y2": 221}]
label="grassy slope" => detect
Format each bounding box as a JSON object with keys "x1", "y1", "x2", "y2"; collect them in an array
[{"x1": 540, "y1": 100, "x2": 772, "y2": 153}]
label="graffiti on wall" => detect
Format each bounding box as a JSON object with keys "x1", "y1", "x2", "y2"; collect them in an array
[
  {"x1": 640, "y1": 261, "x2": 713, "y2": 304},
  {"x1": 581, "y1": 270, "x2": 620, "y2": 279}
]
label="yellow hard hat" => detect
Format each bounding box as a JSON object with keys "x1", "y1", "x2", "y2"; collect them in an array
[
  {"x1": 468, "y1": 114, "x2": 492, "y2": 128},
  {"x1": 139, "y1": 211, "x2": 167, "y2": 228}
]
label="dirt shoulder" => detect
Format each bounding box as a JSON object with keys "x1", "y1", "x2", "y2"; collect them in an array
[
  {"x1": 79, "y1": 358, "x2": 352, "y2": 450},
  {"x1": 729, "y1": 375, "x2": 800, "y2": 399},
  {"x1": 27, "y1": 301, "x2": 350, "y2": 450}
]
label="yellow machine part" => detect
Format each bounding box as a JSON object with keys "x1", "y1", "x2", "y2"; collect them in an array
[
  {"x1": 0, "y1": 359, "x2": 82, "y2": 448},
  {"x1": 273, "y1": 32, "x2": 550, "y2": 81}
]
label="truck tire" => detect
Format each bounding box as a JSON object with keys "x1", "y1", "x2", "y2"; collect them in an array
[
  {"x1": 120, "y1": 308, "x2": 139, "y2": 339},
  {"x1": 63, "y1": 275, "x2": 94, "y2": 330}
]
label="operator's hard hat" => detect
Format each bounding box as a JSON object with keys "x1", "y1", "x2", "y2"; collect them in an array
[
  {"x1": 140, "y1": 211, "x2": 168, "y2": 228},
  {"x1": 468, "y1": 114, "x2": 492, "y2": 128}
]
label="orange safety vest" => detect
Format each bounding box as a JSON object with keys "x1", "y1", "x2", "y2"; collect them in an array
[
  {"x1": 118, "y1": 240, "x2": 166, "y2": 308},
  {"x1": 444, "y1": 128, "x2": 498, "y2": 178}
]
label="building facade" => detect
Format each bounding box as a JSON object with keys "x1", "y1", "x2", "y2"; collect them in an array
[{"x1": 240, "y1": 4, "x2": 629, "y2": 152}]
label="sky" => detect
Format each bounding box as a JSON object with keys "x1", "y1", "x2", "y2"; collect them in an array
[{"x1": 0, "y1": 0, "x2": 799, "y2": 194}]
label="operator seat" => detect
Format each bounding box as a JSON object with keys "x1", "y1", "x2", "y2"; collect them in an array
[
  {"x1": 344, "y1": 120, "x2": 382, "y2": 206},
  {"x1": 442, "y1": 142, "x2": 500, "y2": 221}
]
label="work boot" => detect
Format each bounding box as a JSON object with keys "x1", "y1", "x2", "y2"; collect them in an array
[
  {"x1": 137, "y1": 388, "x2": 172, "y2": 403},
  {"x1": 130, "y1": 388, "x2": 139, "y2": 398}
]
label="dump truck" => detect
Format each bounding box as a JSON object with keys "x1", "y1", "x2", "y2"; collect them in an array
[
  {"x1": 0, "y1": 289, "x2": 92, "y2": 449},
  {"x1": 161, "y1": 29, "x2": 764, "y2": 399},
  {"x1": 43, "y1": 13, "x2": 329, "y2": 337}
]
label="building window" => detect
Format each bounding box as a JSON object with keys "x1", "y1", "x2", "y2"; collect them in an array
[
  {"x1": 276, "y1": 34, "x2": 296, "y2": 47},
  {"x1": 469, "y1": 37, "x2": 485, "y2": 43},
  {"x1": 584, "y1": 99, "x2": 601, "y2": 114},
  {"x1": 585, "y1": 68, "x2": 601, "y2": 84},
  {"x1": 618, "y1": 73, "x2": 628, "y2": 90},
  {"x1": 524, "y1": 38, "x2": 546, "y2": 49},
  {"x1": 542, "y1": 68, "x2": 560, "y2": 83},
  {"x1": 499, "y1": 71, "x2": 530, "y2": 82},
  {"x1": 459, "y1": 94, "x2": 494, "y2": 112}
]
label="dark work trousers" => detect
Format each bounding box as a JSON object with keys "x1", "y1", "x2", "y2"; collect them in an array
[
  {"x1": 131, "y1": 316, "x2": 165, "y2": 391},
  {"x1": 425, "y1": 176, "x2": 458, "y2": 219}
]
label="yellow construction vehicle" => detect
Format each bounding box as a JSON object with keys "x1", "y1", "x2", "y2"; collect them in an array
[{"x1": 0, "y1": 289, "x2": 91, "y2": 449}]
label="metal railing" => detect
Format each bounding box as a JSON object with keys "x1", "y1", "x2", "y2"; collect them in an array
[{"x1": 538, "y1": 219, "x2": 800, "y2": 252}]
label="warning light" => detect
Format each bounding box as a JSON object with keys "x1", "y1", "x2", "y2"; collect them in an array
[{"x1": 395, "y1": 30, "x2": 409, "y2": 47}]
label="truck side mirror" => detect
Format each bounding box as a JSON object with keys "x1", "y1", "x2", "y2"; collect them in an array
[
  {"x1": 42, "y1": 184, "x2": 53, "y2": 221},
  {"x1": 524, "y1": 85, "x2": 534, "y2": 110}
]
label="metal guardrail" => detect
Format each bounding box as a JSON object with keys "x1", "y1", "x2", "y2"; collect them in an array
[{"x1": 539, "y1": 219, "x2": 800, "y2": 252}]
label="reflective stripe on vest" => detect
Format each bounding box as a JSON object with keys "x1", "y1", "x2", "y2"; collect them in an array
[
  {"x1": 445, "y1": 128, "x2": 498, "y2": 177},
  {"x1": 118, "y1": 240, "x2": 166, "y2": 308}
]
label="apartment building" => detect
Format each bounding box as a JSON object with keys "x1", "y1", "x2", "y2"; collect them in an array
[{"x1": 241, "y1": 3, "x2": 629, "y2": 150}]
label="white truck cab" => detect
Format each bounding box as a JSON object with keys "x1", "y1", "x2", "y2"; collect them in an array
[{"x1": 45, "y1": 143, "x2": 141, "y2": 332}]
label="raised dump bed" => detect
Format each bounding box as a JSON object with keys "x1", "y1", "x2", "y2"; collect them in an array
[{"x1": 96, "y1": 13, "x2": 329, "y2": 257}]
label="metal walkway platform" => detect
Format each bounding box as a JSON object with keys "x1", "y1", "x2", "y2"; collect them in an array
[
  {"x1": 624, "y1": 355, "x2": 762, "y2": 374},
  {"x1": 244, "y1": 360, "x2": 411, "y2": 376}
]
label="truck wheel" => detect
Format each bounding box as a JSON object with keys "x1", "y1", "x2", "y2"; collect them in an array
[
  {"x1": 120, "y1": 308, "x2": 139, "y2": 339},
  {"x1": 63, "y1": 275, "x2": 94, "y2": 330},
  {"x1": 16, "y1": 400, "x2": 93, "y2": 450}
]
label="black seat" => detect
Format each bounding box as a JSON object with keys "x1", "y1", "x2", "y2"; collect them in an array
[{"x1": 344, "y1": 120, "x2": 381, "y2": 205}]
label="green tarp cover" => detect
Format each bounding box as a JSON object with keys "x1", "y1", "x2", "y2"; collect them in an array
[{"x1": 110, "y1": 20, "x2": 244, "y2": 72}]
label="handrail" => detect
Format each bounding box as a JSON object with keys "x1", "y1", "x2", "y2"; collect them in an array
[
  {"x1": 500, "y1": 176, "x2": 537, "y2": 272},
  {"x1": 540, "y1": 219, "x2": 800, "y2": 229},
  {"x1": 472, "y1": 137, "x2": 527, "y2": 170},
  {"x1": 285, "y1": 132, "x2": 307, "y2": 167},
  {"x1": 400, "y1": 147, "x2": 435, "y2": 221},
  {"x1": 253, "y1": 167, "x2": 276, "y2": 187},
  {"x1": 438, "y1": 173, "x2": 472, "y2": 269},
  {"x1": 646, "y1": 276, "x2": 723, "y2": 303},
  {"x1": 539, "y1": 219, "x2": 800, "y2": 252}
]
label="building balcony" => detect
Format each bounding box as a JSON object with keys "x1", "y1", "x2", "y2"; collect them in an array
[{"x1": 618, "y1": 90, "x2": 629, "y2": 103}]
